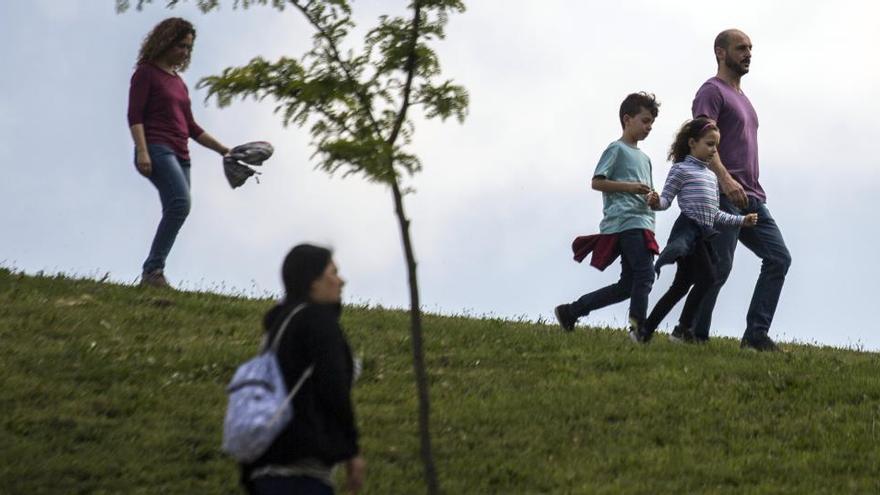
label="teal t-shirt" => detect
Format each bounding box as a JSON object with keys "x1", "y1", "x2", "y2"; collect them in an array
[{"x1": 593, "y1": 140, "x2": 655, "y2": 234}]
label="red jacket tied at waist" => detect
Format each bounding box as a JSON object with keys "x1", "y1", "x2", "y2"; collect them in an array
[{"x1": 571, "y1": 230, "x2": 659, "y2": 271}]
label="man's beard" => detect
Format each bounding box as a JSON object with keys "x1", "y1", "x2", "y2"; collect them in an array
[{"x1": 725, "y1": 54, "x2": 749, "y2": 75}]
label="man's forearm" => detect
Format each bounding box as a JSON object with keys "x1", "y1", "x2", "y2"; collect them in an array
[
  {"x1": 707, "y1": 152, "x2": 749, "y2": 206},
  {"x1": 706, "y1": 154, "x2": 732, "y2": 182}
]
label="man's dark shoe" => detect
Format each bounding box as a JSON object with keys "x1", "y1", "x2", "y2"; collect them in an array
[
  {"x1": 740, "y1": 332, "x2": 780, "y2": 352},
  {"x1": 554, "y1": 304, "x2": 577, "y2": 332},
  {"x1": 668, "y1": 325, "x2": 696, "y2": 344}
]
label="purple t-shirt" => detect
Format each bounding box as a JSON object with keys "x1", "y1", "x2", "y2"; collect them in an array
[
  {"x1": 692, "y1": 77, "x2": 765, "y2": 202},
  {"x1": 127, "y1": 62, "x2": 205, "y2": 160}
]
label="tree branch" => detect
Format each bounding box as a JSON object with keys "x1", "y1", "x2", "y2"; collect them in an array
[
  {"x1": 290, "y1": 1, "x2": 386, "y2": 142},
  {"x1": 386, "y1": 0, "x2": 421, "y2": 147}
]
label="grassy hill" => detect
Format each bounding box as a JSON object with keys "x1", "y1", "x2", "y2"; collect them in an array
[{"x1": 2, "y1": 267, "x2": 879, "y2": 494}]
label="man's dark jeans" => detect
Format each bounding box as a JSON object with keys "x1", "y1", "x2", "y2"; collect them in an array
[
  {"x1": 692, "y1": 195, "x2": 792, "y2": 340},
  {"x1": 569, "y1": 228, "x2": 655, "y2": 325}
]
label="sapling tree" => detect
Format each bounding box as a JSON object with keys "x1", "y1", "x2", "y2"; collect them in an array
[{"x1": 118, "y1": 1, "x2": 468, "y2": 492}]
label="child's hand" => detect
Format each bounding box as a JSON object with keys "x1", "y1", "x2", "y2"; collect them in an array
[
  {"x1": 629, "y1": 183, "x2": 652, "y2": 195},
  {"x1": 742, "y1": 213, "x2": 758, "y2": 227},
  {"x1": 645, "y1": 191, "x2": 660, "y2": 209}
]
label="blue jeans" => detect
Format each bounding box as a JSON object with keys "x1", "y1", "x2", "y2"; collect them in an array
[
  {"x1": 139, "y1": 144, "x2": 191, "y2": 273},
  {"x1": 569, "y1": 228, "x2": 655, "y2": 325},
  {"x1": 246, "y1": 476, "x2": 334, "y2": 495},
  {"x1": 692, "y1": 196, "x2": 792, "y2": 340}
]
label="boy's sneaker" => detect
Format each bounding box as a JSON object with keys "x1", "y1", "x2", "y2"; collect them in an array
[
  {"x1": 140, "y1": 269, "x2": 171, "y2": 289},
  {"x1": 628, "y1": 317, "x2": 652, "y2": 344},
  {"x1": 554, "y1": 304, "x2": 577, "y2": 332},
  {"x1": 668, "y1": 325, "x2": 696, "y2": 344},
  {"x1": 740, "y1": 332, "x2": 780, "y2": 352}
]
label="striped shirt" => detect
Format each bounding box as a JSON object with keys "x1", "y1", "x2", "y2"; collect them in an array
[{"x1": 657, "y1": 155, "x2": 744, "y2": 228}]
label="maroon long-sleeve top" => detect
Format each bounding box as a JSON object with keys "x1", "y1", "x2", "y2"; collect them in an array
[{"x1": 127, "y1": 62, "x2": 205, "y2": 160}]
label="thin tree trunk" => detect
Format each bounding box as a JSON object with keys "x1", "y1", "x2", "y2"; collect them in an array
[
  {"x1": 295, "y1": 0, "x2": 438, "y2": 490},
  {"x1": 389, "y1": 177, "x2": 439, "y2": 495},
  {"x1": 382, "y1": 0, "x2": 439, "y2": 492}
]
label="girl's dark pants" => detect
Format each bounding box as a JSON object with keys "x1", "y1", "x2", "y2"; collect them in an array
[
  {"x1": 645, "y1": 238, "x2": 716, "y2": 336},
  {"x1": 569, "y1": 228, "x2": 655, "y2": 326}
]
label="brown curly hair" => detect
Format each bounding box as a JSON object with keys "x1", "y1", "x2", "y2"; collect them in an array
[
  {"x1": 137, "y1": 17, "x2": 196, "y2": 71},
  {"x1": 668, "y1": 117, "x2": 719, "y2": 163}
]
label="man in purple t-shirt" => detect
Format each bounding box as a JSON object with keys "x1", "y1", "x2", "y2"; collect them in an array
[{"x1": 690, "y1": 29, "x2": 792, "y2": 351}]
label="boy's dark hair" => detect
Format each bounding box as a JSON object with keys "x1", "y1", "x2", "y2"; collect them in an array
[
  {"x1": 668, "y1": 117, "x2": 719, "y2": 163},
  {"x1": 619, "y1": 92, "x2": 660, "y2": 129}
]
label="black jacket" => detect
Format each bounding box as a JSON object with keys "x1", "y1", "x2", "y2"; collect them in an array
[
  {"x1": 654, "y1": 213, "x2": 718, "y2": 279},
  {"x1": 243, "y1": 302, "x2": 359, "y2": 475}
]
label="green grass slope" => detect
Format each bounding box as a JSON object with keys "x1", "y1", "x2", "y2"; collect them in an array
[{"x1": 2, "y1": 267, "x2": 879, "y2": 494}]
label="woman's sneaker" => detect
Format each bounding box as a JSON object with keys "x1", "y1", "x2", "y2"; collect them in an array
[{"x1": 140, "y1": 269, "x2": 171, "y2": 289}]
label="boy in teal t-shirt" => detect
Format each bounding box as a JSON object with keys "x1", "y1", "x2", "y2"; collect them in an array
[{"x1": 555, "y1": 92, "x2": 660, "y2": 343}]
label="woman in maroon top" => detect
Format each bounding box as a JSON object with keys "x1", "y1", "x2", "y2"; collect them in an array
[{"x1": 127, "y1": 17, "x2": 229, "y2": 288}]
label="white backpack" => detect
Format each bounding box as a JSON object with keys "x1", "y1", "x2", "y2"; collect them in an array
[{"x1": 221, "y1": 304, "x2": 313, "y2": 463}]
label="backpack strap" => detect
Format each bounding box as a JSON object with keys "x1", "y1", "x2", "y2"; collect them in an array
[
  {"x1": 265, "y1": 303, "x2": 314, "y2": 425},
  {"x1": 270, "y1": 364, "x2": 315, "y2": 425},
  {"x1": 264, "y1": 303, "x2": 308, "y2": 354}
]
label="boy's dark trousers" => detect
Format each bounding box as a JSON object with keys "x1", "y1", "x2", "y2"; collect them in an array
[
  {"x1": 645, "y1": 238, "x2": 715, "y2": 336},
  {"x1": 569, "y1": 228, "x2": 655, "y2": 325}
]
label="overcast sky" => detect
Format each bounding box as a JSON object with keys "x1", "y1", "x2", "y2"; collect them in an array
[{"x1": 2, "y1": 1, "x2": 878, "y2": 350}]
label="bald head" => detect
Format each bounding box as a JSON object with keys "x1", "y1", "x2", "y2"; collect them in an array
[
  {"x1": 714, "y1": 29, "x2": 746, "y2": 53},
  {"x1": 713, "y1": 29, "x2": 752, "y2": 76}
]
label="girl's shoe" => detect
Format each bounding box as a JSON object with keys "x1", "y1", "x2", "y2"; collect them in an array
[{"x1": 668, "y1": 325, "x2": 696, "y2": 343}]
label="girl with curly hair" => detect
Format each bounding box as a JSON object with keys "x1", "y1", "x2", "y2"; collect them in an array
[
  {"x1": 642, "y1": 118, "x2": 757, "y2": 343},
  {"x1": 127, "y1": 17, "x2": 230, "y2": 288}
]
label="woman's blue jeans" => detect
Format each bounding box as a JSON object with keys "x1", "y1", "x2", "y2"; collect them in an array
[{"x1": 139, "y1": 143, "x2": 191, "y2": 273}]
